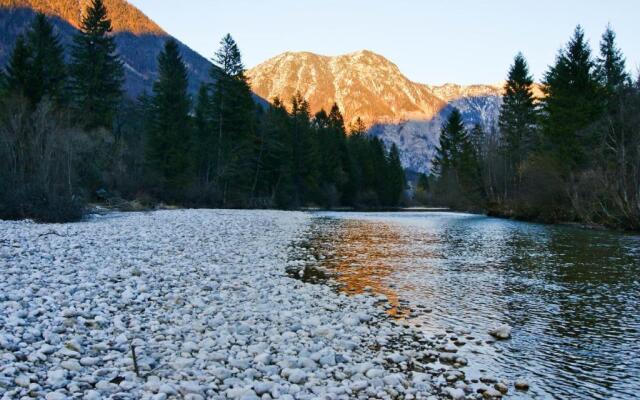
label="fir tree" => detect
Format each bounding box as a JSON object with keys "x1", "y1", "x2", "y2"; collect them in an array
[
  {"x1": 210, "y1": 34, "x2": 256, "y2": 204},
  {"x1": 193, "y1": 83, "x2": 214, "y2": 185},
  {"x1": 145, "y1": 39, "x2": 192, "y2": 195},
  {"x1": 542, "y1": 25, "x2": 604, "y2": 169},
  {"x1": 433, "y1": 108, "x2": 466, "y2": 175},
  {"x1": 315, "y1": 103, "x2": 349, "y2": 205},
  {"x1": 27, "y1": 13, "x2": 67, "y2": 105},
  {"x1": 433, "y1": 108, "x2": 482, "y2": 206},
  {"x1": 289, "y1": 92, "x2": 318, "y2": 206},
  {"x1": 383, "y1": 144, "x2": 405, "y2": 206},
  {"x1": 597, "y1": 25, "x2": 629, "y2": 97},
  {"x1": 3, "y1": 35, "x2": 31, "y2": 97},
  {"x1": 499, "y1": 53, "x2": 538, "y2": 170},
  {"x1": 4, "y1": 14, "x2": 67, "y2": 105},
  {"x1": 70, "y1": 0, "x2": 124, "y2": 129}
]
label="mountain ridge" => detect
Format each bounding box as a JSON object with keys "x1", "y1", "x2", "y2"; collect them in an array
[
  {"x1": 247, "y1": 50, "x2": 507, "y2": 173},
  {"x1": 0, "y1": 0, "x2": 212, "y2": 96}
]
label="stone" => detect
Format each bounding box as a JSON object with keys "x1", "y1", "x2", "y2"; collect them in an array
[
  {"x1": 515, "y1": 380, "x2": 530, "y2": 391},
  {"x1": 488, "y1": 324, "x2": 512, "y2": 340},
  {"x1": 61, "y1": 359, "x2": 82, "y2": 371},
  {"x1": 15, "y1": 375, "x2": 30, "y2": 388},
  {"x1": 444, "y1": 387, "x2": 465, "y2": 400}
]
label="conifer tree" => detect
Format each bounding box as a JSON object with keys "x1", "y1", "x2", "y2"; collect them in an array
[
  {"x1": 433, "y1": 108, "x2": 466, "y2": 175},
  {"x1": 4, "y1": 14, "x2": 67, "y2": 105},
  {"x1": 27, "y1": 13, "x2": 67, "y2": 105},
  {"x1": 193, "y1": 83, "x2": 214, "y2": 185},
  {"x1": 499, "y1": 53, "x2": 538, "y2": 171},
  {"x1": 597, "y1": 25, "x2": 629, "y2": 97},
  {"x1": 3, "y1": 35, "x2": 31, "y2": 97},
  {"x1": 542, "y1": 25, "x2": 604, "y2": 169},
  {"x1": 210, "y1": 34, "x2": 256, "y2": 204},
  {"x1": 260, "y1": 97, "x2": 293, "y2": 206},
  {"x1": 145, "y1": 39, "x2": 192, "y2": 195},
  {"x1": 289, "y1": 92, "x2": 317, "y2": 206},
  {"x1": 315, "y1": 103, "x2": 348, "y2": 205},
  {"x1": 70, "y1": 0, "x2": 124, "y2": 129},
  {"x1": 328, "y1": 104, "x2": 352, "y2": 202},
  {"x1": 383, "y1": 144, "x2": 405, "y2": 206}
]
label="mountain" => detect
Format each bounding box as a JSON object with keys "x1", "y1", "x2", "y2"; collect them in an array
[
  {"x1": 247, "y1": 50, "x2": 448, "y2": 126},
  {"x1": 248, "y1": 50, "x2": 506, "y2": 173},
  {"x1": 0, "y1": 0, "x2": 213, "y2": 96}
]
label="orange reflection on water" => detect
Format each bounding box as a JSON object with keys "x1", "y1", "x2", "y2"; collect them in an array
[{"x1": 315, "y1": 220, "x2": 415, "y2": 318}]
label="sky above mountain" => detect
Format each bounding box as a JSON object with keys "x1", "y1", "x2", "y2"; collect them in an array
[{"x1": 127, "y1": 0, "x2": 639, "y2": 85}]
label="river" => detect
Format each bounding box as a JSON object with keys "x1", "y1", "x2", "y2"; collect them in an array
[{"x1": 303, "y1": 211, "x2": 640, "y2": 399}]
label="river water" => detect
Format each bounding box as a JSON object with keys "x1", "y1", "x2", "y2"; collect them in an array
[{"x1": 305, "y1": 212, "x2": 640, "y2": 399}]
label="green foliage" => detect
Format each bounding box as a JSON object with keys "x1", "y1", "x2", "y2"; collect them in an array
[
  {"x1": 209, "y1": 34, "x2": 257, "y2": 205},
  {"x1": 1, "y1": 25, "x2": 408, "y2": 219},
  {"x1": 432, "y1": 108, "x2": 483, "y2": 210},
  {"x1": 499, "y1": 53, "x2": 538, "y2": 170},
  {"x1": 542, "y1": 25, "x2": 604, "y2": 169},
  {"x1": 144, "y1": 39, "x2": 192, "y2": 197},
  {"x1": 597, "y1": 25, "x2": 629, "y2": 96},
  {"x1": 3, "y1": 35, "x2": 31, "y2": 96},
  {"x1": 69, "y1": 0, "x2": 124, "y2": 129},
  {"x1": 383, "y1": 144, "x2": 406, "y2": 206},
  {"x1": 3, "y1": 13, "x2": 67, "y2": 106}
]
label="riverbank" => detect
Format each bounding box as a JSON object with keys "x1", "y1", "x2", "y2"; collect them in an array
[{"x1": 0, "y1": 210, "x2": 487, "y2": 399}]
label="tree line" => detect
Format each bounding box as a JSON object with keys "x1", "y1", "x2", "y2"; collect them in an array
[
  {"x1": 0, "y1": 0, "x2": 405, "y2": 222},
  {"x1": 428, "y1": 25, "x2": 639, "y2": 231}
]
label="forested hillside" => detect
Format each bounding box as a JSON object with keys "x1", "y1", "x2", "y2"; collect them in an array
[
  {"x1": 0, "y1": 1, "x2": 405, "y2": 222},
  {"x1": 0, "y1": 0, "x2": 212, "y2": 95},
  {"x1": 426, "y1": 26, "x2": 639, "y2": 230}
]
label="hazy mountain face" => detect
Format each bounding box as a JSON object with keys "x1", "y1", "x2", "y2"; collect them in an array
[
  {"x1": 247, "y1": 51, "x2": 505, "y2": 173},
  {"x1": 0, "y1": 0, "x2": 213, "y2": 96}
]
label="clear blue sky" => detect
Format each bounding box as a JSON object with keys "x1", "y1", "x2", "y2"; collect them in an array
[{"x1": 128, "y1": 0, "x2": 639, "y2": 85}]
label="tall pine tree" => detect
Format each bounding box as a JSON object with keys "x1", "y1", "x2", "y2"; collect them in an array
[
  {"x1": 499, "y1": 53, "x2": 538, "y2": 170},
  {"x1": 383, "y1": 144, "x2": 405, "y2": 206},
  {"x1": 289, "y1": 92, "x2": 318, "y2": 206},
  {"x1": 433, "y1": 108, "x2": 482, "y2": 207},
  {"x1": 145, "y1": 39, "x2": 192, "y2": 196},
  {"x1": 70, "y1": 0, "x2": 124, "y2": 129},
  {"x1": 597, "y1": 25, "x2": 629, "y2": 97},
  {"x1": 3, "y1": 35, "x2": 31, "y2": 98},
  {"x1": 433, "y1": 108, "x2": 466, "y2": 175},
  {"x1": 3, "y1": 14, "x2": 67, "y2": 106},
  {"x1": 193, "y1": 83, "x2": 214, "y2": 186},
  {"x1": 542, "y1": 25, "x2": 604, "y2": 169},
  {"x1": 210, "y1": 34, "x2": 256, "y2": 205}
]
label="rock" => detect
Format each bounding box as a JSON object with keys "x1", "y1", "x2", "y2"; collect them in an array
[
  {"x1": 45, "y1": 392, "x2": 67, "y2": 400},
  {"x1": 80, "y1": 357, "x2": 99, "y2": 366},
  {"x1": 442, "y1": 343, "x2": 458, "y2": 353},
  {"x1": 14, "y1": 375, "x2": 30, "y2": 388},
  {"x1": 84, "y1": 390, "x2": 101, "y2": 400},
  {"x1": 61, "y1": 359, "x2": 82, "y2": 371},
  {"x1": 253, "y1": 382, "x2": 273, "y2": 396},
  {"x1": 286, "y1": 369, "x2": 307, "y2": 384},
  {"x1": 482, "y1": 387, "x2": 503, "y2": 398},
  {"x1": 350, "y1": 380, "x2": 369, "y2": 392},
  {"x1": 495, "y1": 382, "x2": 508, "y2": 394},
  {"x1": 444, "y1": 387, "x2": 465, "y2": 400},
  {"x1": 366, "y1": 368, "x2": 385, "y2": 379},
  {"x1": 159, "y1": 383, "x2": 178, "y2": 395},
  {"x1": 171, "y1": 357, "x2": 194, "y2": 370},
  {"x1": 515, "y1": 380, "x2": 530, "y2": 391},
  {"x1": 254, "y1": 353, "x2": 271, "y2": 365},
  {"x1": 488, "y1": 324, "x2": 512, "y2": 340},
  {"x1": 180, "y1": 381, "x2": 203, "y2": 395},
  {"x1": 46, "y1": 369, "x2": 67, "y2": 387}
]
